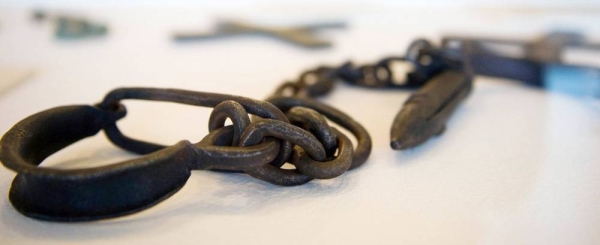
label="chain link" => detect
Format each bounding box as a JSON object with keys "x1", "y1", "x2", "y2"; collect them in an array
[{"x1": 0, "y1": 39, "x2": 469, "y2": 221}]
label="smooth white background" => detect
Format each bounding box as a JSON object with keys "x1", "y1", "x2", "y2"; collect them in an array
[{"x1": 0, "y1": 2, "x2": 599, "y2": 244}]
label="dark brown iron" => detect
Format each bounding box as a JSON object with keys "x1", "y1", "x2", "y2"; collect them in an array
[
  {"x1": 0, "y1": 87, "x2": 369, "y2": 221},
  {"x1": 270, "y1": 39, "x2": 473, "y2": 150},
  {"x1": 0, "y1": 39, "x2": 476, "y2": 222}
]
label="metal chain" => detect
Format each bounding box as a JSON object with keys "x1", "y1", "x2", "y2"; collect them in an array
[
  {"x1": 0, "y1": 39, "x2": 470, "y2": 222},
  {"x1": 272, "y1": 39, "x2": 468, "y2": 101},
  {"x1": 0, "y1": 83, "x2": 373, "y2": 221}
]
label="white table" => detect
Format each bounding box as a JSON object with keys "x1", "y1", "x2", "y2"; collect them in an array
[{"x1": 0, "y1": 5, "x2": 599, "y2": 245}]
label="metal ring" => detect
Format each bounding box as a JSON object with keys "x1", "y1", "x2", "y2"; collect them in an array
[
  {"x1": 97, "y1": 87, "x2": 293, "y2": 167},
  {"x1": 0, "y1": 89, "x2": 297, "y2": 221},
  {"x1": 297, "y1": 67, "x2": 337, "y2": 97},
  {"x1": 208, "y1": 100, "x2": 251, "y2": 146},
  {"x1": 0, "y1": 105, "x2": 197, "y2": 221},
  {"x1": 240, "y1": 119, "x2": 326, "y2": 161},
  {"x1": 286, "y1": 106, "x2": 337, "y2": 157},
  {"x1": 266, "y1": 96, "x2": 372, "y2": 169},
  {"x1": 196, "y1": 125, "x2": 280, "y2": 171},
  {"x1": 406, "y1": 39, "x2": 434, "y2": 64},
  {"x1": 292, "y1": 128, "x2": 353, "y2": 179},
  {"x1": 238, "y1": 119, "x2": 331, "y2": 186},
  {"x1": 273, "y1": 82, "x2": 302, "y2": 97},
  {"x1": 244, "y1": 165, "x2": 313, "y2": 186}
]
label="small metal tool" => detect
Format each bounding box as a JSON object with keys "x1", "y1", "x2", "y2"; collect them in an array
[
  {"x1": 32, "y1": 10, "x2": 108, "y2": 39},
  {"x1": 442, "y1": 31, "x2": 600, "y2": 87},
  {"x1": 174, "y1": 20, "x2": 346, "y2": 48},
  {"x1": 390, "y1": 70, "x2": 472, "y2": 149}
]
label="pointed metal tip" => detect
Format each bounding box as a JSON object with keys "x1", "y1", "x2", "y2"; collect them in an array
[{"x1": 390, "y1": 140, "x2": 409, "y2": 150}]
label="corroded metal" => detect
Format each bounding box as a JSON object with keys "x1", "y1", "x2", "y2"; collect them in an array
[
  {"x1": 292, "y1": 128, "x2": 353, "y2": 179},
  {"x1": 270, "y1": 39, "x2": 473, "y2": 150},
  {"x1": 286, "y1": 107, "x2": 337, "y2": 156},
  {"x1": 0, "y1": 38, "x2": 478, "y2": 222},
  {"x1": 390, "y1": 71, "x2": 472, "y2": 149},
  {"x1": 0, "y1": 87, "x2": 367, "y2": 221},
  {"x1": 267, "y1": 96, "x2": 372, "y2": 169}
]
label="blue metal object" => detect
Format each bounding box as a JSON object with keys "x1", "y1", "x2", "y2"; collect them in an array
[{"x1": 442, "y1": 32, "x2": 600, "y2": 91}]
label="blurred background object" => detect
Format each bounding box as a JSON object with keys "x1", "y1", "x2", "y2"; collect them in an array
[
  {"x1": 441, "y1": 31, "x2": 600, "y2": 100},
  {"x1": 33, "y1": 9, "x2": 108, "y2": 39},
  {"x1": 174, "y1": 20, "x2": 346, "y2": 48}
]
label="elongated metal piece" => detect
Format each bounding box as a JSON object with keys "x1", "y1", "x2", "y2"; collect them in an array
[
  {"x1": 441, "y1": 31, "x2": 600, "y2": 87},
  {"x1": 174, "y1": 20, "x2": 346, "y2": 48},
  {"x1": 33, "y1": 10, "x2": 108, "y2": 39},
  {"x1": 390, "y1": 70, "x2": 472, "y2": 150}
]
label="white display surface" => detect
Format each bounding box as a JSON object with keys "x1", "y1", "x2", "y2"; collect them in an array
[{"x1": 0, "y1": 5, "x2": 599, "y2": 245}]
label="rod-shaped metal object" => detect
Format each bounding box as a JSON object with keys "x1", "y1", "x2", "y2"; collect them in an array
[
  {"x1": 390, "y1": 70, "x2": 472, "y2": 150},
  {"x1": 174, "y1": 20, "x2": 346, "y2": 48},
  {"x1": 441, "y1": 32, "x2": 600, "y2": 87}
]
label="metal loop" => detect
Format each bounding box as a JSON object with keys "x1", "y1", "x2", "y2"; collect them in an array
[
  {"x1": 297, "y1": 66, "x2": 337, "y2": 98},
  {"x1": 406, "y1": 39, "x2": 434, "y2": 64},
  {"x1": 240, "y1": 119, "x2": 326, "y2": 161},
  {"x1": 199, "y1": 124, "x2": 234, "y2": 146},
  {"x1": 195, "y1": 126, "x2": 281, "y2": 171},
  {"x1": 358, "y1": 64, "x2": 389, "y2": 87},
  {"x1": 208, "y1": 100, "x2": 251, "y2": 146},
  {"x1": 94, "y1": 102, "x2": 128, "y2": 122},
  {"x1": 335, "y1": 62, "x2": 362, "y2": 84},
  {"x1": 273, "y1": 82, "x2": 302, "y2": 97},
  {"x1": 267, "y1": 96, "x2": 372, "y2": 170},
  {"x1": 97, "y1": 87, "x2": 293, "y2": 168},
  {"x1": 0, "y1": 105, "x2": 198, "y2": 221},
  {"x1": 239, "y1": 119, "x2": 333, "y2": 186},
  {"x1": 0, "y1": 89, "x2": 292, "y2": 221},
  {"x1": 292, "y1": 128, "x2": 353, "y2": 179},
  {"x1": 244, "y1": 165, "x2": 313, "y2": 186},
  {"x1": 286, "y1": 106, "x2": 337, "y2": 157},
  {"x1": 0, "y1": 36, "x2": 476, "y2": 222}
]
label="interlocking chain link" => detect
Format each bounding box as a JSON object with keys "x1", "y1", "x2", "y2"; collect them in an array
[
  {"x1": 0, "y1": 39, "x2": 469, "y2": 222},
  {"x1": 0, "y1": 84, "x2": 373, "y2": 221}
]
